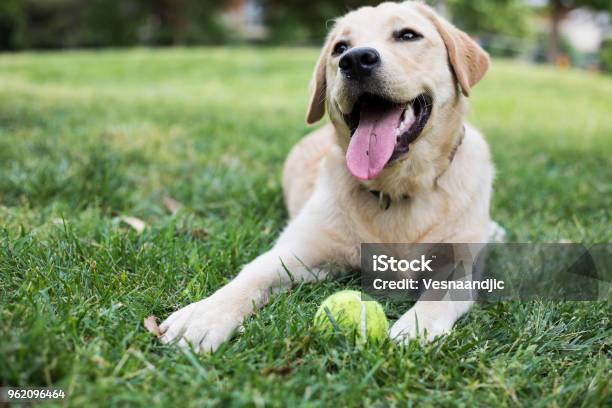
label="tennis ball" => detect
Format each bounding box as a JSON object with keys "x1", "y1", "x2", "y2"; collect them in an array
[{"x1": 314, "y1": 290, "x2": 388, "y2": 343}]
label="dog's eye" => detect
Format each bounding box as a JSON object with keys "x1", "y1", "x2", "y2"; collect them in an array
[
  {"x1": 395, "y1": 29, "x2": 423, "y2": 42},
  {"x1": 332, "y1": 41, "x2": 349, "y2": 56}
]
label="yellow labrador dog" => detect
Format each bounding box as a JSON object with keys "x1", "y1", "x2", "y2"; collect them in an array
[{"x1": 161, "y1": 1, "x2": 502, "y2": 352}]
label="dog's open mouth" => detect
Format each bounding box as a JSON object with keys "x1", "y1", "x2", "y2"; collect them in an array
[{"x1": 343, "y1": 93, "x2": 433, "y2": 180}]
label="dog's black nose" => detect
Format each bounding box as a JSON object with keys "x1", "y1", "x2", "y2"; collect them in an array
[{"x1": 339, "y1": 47, "x2": 381, "y2": 80}]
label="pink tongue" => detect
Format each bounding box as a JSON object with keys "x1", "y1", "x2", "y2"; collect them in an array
[{"x1": 346, "y1": 104, "x2": 406, "y2": 180}]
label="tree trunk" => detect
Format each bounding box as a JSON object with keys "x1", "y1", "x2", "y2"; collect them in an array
[{"x1": 547, "y1": 0, "x2": 562, "y2": 64}]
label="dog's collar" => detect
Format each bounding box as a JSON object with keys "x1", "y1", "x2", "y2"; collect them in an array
[
  {"x1": 446, "y1": 126, "x2": 465, "y2": 168},
  {"x1": 369, "y1": 126, "x2": 465, "y2": 211},
  {"x1": 368, "y1": 189, "x2": 396, "y2": 210}
]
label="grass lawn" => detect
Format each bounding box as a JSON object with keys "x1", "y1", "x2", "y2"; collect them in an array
[{"x1": 0, "y1": 47, "x2": 610, "y2": 406}]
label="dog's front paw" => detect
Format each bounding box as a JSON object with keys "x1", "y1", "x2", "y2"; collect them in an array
[
  {"x1": 159, "y1": 296, "x2": 242, "y2": 352},
  {"x1": 389, "y1": 308, "x2": 453, "y2": 344}
]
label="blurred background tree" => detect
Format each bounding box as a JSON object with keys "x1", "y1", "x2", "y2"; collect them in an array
[
  {"x1": 0, "y1": 0, "x2": 228, "y2": 49},
  {"x1": 446, "y1": 0, "x2": 534, "y2": 58},
  {"x1": 0, "y1": 0, "x2": 25, "y2": 49},
  {"x1": 547, "y1": 0, "x2": 612, "y2": 63},
  {"x1": 443, "y1": 0, "x2": 531, "y2": 37},
  {"x1": 260, "y1": 0, "x2": 379, "y2": 44}
]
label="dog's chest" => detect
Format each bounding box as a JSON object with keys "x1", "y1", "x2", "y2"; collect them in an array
[{"x1": 345, "y1": 190, "x2": 449, "y2": 245}]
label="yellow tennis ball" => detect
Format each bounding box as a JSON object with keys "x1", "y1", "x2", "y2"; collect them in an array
[{"x1": 314, "y1": 290, "x2": 388, "y2": 343}]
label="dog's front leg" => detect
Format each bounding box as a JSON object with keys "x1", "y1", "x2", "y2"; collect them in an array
[
  {"x1": 389, "y1": 300, "x2": 474, "y2": 343},
  {"x1": 389, "y1": 243, "x2": 485, "y2": 343},
  {"x1": 160, "y1": 205, "x2": 340, "y2": 352}
]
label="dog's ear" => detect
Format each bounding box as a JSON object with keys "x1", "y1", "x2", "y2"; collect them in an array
[
  {"x1": 306, "y1": 34, "x2": 333, "y2": 124},
  {"x1": 415, "y1": 4, "x2": 489, "y2": 96}
]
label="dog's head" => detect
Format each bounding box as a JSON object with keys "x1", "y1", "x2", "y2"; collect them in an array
[{"x1": 306, "y1": 1, "x2": 489, "y2": 189}]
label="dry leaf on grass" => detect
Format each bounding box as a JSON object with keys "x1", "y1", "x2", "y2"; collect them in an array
[
  {"x1": 120, "y1": 216, "x2": 146, "y2": 233},
  {"x1": 190, "y1": 228, "x2": 209, "y2": 240},
  {"x1": 260, "y1": 359, "x2": 304, "y2": 376},
  {"x1": 144, "y1": 315, "x2": 162, "y2": 337},
  {"x1": 163, "y1": 196, "x2": 184, "y2": 215}
]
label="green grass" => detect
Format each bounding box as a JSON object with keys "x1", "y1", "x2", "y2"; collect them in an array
[{"x1": 0, "y1": 47, "x2": 610, "y2": 406}]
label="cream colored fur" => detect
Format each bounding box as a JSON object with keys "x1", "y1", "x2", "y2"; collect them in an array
[{"x1": 160, "y1": 1, "x2": 498, "y2": 352}]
